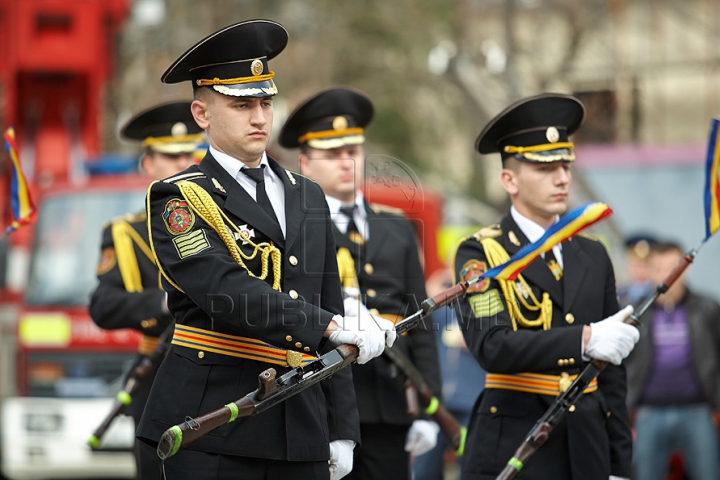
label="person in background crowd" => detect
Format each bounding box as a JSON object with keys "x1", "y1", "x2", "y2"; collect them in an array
[
  {"x1": 625, "y1": 240, "x2": 720, "y2": 480},
  {"x1": 617, "y1": 234, "x2": 657, "y2": 307}
]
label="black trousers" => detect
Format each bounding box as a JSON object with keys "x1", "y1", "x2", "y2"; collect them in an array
[
  {"x1": 345, "y1": 423, "x2": 410, "y2": 480},
  {"x1": 139, "y1": 440, "x2": 330, "y2": 480}
]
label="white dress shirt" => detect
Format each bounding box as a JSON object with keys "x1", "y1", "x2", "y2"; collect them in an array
[
  {"x1": 510, "y1": 206, "x2": 563, "y2": 269},
  {"x1": 210, "y1": 146, "x2": 286, "y2": 237},
  {"x1": 325, "y1": 192, "x2": 369, "y2": 242}
]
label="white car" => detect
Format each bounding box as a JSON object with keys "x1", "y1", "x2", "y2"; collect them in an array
[{"x1": 1, "y1": 397, "x2": 135, "y2": 479}]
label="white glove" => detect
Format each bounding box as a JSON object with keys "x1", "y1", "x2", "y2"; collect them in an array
[
  {"x1": 328, "y1": 439, "x2": 355, "y2": 480},
  {"x1": 329, "y1": 313, "x2": 397, "y2": 364},
  {"x1": 585, "y1": 305, "x2": 639, "y2": 365},
  {"x1": 404, "y1": 420, "x2": 440, "y2": 457},
  {"x1": 609, "y1": 476, "x2": 629, "y2": 480},
  {"x1": 342, "y1": 288, "x2": 364, "y2": 318}
]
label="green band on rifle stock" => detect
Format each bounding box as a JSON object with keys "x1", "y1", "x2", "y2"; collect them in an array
[
  {"x1": 117, "y1": 390, "x2": 132, "y2": 405},
  {"x1": 455, "y1": 426, "x2": 467, "y2": 456},
  {"x1": 424, "y1": 397, "x2": 439, "y2": 415},
  {"x1": 87, "y1": 435, "x2": 100, "y2": 449},
  {"x1": 168, "y1": 426, "x2": 183, "y2": 458},
  {"x1": 508, "y1": 457, "x2": 523, "y2": 471},
  {"x1": 226, "y1": 402, "x2": 239, "y2": 423}
]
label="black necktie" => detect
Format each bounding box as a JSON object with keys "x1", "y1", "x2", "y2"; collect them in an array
[
  {"x1": 241, "y1": 166, "x2": 280, "y2": 226},
  {"x1": 339, "y1": 205, "x2": 364, "y2": 244}
]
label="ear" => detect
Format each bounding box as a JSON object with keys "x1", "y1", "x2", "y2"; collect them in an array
[
  {"x1": 298, "y1": 153, "x2": 310, "y2": 176},
  {"x1": 140, "y1": 155, "x2": 154, "y2": 177},
  {"x1": 499, "y1": 167, "x2": 518, "y2": 196},
  {"x1": 191, "y1": 99, "x2": 210, "y2": 130}
]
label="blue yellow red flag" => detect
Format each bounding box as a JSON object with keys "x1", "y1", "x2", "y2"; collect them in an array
[
  {"x1": 703, "y1": 118, "x2": 720, "y2": 241},
  {"x1": 482, "y1": 202, "x2": 613, "y2": 281},
  {"x1": 3, "y1": 127, "x2": 36, "y2": 235}
]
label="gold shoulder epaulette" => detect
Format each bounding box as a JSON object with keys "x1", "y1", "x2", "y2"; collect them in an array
[
  {"x1": 285, "y1": 169, "x2": 316, "y2": 184},
  {"x1": 163, "y1": 172, "x2": 206, "y2": 184},
  {"x1": 108, "y1": 211, "x2": 146, "y2": 226},
  {"x1": 471, "y1": 224, "x2": 502, "y2": 241},
  {"x1": 370, "y1": 203, "x2": 404, "y2": 215},
  {"x1": 577, "y1": 232, "x2": 599, "y2": 241}
]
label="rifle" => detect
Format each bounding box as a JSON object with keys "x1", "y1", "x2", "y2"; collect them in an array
[
  {"x1": 383, "y1": 344, "x2": 466, "y2": 454},
  {"x1": 88, "y1": 324, "x2": 174, "y2": 450},
  {"x1": 495, "y1": 248, "x2": 698, "y2": 480},
  {"x1": 156, "y1": 202, "x2": 614, "y2": 460},
  {"x1": 156, "y1": 281, "x2": 469, "y2": 460}
]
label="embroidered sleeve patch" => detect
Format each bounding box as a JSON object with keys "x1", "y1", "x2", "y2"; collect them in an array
[
  {"x1": 461, "y1": 259, "x2": 490, "y2": 293},
  {"x1": 172, "y1": 229, "x2": 211, "y2": 259},
  {"x1": 163, "y1": 198, "x2": 195, "y2": 235},
  {"x1": 97, "y1": 247, "x2": 116, "y2": 275},
  {"x1": 469, "y1": 290, "x2": 504, "y2": 318}
]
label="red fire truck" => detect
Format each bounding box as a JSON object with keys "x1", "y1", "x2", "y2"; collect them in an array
[{"x1": 0, "y1": 1, "x2": 145, "y2": 478}]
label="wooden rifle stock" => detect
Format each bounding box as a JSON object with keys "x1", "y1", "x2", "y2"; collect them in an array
[
  {"x1": 494, "y1": 250, "x2": 696, "y2": 480},
  {"x1": 156, "y1": 279, "x2": 475, "y2": 460}
]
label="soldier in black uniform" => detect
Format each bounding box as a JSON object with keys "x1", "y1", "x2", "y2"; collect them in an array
[
  {"x1": 280, "y1": 87, "x2": 442, "y2": 480},
  {"x1": 136, "y1": 21, "x2": 396, "y2": 480},
  {"x1": 89, "y1": 101, "x2": 203, "y2": 479},
  {"x1": 453, "y1": 93, "x2": 639, "y2": 480}
]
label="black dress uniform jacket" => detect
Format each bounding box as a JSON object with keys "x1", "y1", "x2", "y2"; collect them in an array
[
  {"x1": 90, "y1": 212, "x2": 173, "y2": 423},
  {"x1": 334, "y1": 202, "x2": 442, "y2": 425},
  {"x1": 137, "y1": 153, "x2": 360, "y2": 461},
  {"x1": 454, "y1": 214, "x2": 632, "y2": 480}
]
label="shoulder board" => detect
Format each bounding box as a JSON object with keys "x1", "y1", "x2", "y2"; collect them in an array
[
  {"x1": 109, "y1": 211, "x2": 146, "y2": 226},
  {"x1": 369, "y1": 203, "x2": 404, "y2": 215},
  {"x1": 163, "y1": 172, "x2": 206, "y2": 184},
  {"x1": 577, "y1": 232, "x2": 599, "y2": 241},
  {"x1": 285, "y1": 169, "x2": 316, "y2": 184},
  {"x1": 471, "y1": 224, "x2": 502, "y2": 241}
]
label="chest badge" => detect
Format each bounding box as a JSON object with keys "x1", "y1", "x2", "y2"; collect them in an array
[{"x1": 234, "y1": 224, "x2": 256, "y2": 245}]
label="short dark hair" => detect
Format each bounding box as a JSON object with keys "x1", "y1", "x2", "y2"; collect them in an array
[{"x1": 650, "y1": 241, "x2": 683, "y2": 255}]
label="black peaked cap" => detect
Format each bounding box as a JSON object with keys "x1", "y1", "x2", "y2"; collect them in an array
[{"x1": 279, "y1": 87, "x2": 374, "y2": 149}]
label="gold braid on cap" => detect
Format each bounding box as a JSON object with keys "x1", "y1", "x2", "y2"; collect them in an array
[
  {"x1": 503, "y1": 142, "x2": 574, "y2": 154},
  {"x1": 298, "y1": 127, "x2": 364, "y2": 144},
  {"x1": 195, "y1": 72, "x2": 275, "y2": 87},
  {"x1": 479, "y1": 237, "x2": 553, "y2": 331},
  {"x1": 175, "y1": 180, "x2": 282, "y2": 291},
  {"x1": 142, "y1": 133, "x2": 205, "y2": 148}
]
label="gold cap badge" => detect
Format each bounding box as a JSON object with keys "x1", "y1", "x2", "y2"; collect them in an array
[
  {"x1": 333, "y1": 116, "x2": 348, "y2": 131},
  {"x1": 546, "y1": 126, "x2": 560, "y2": 143},
  {"x1": 171, "y1": 122, "x2": 188, "y2": 137},
  {"x1": 251, "y1": 59, "x2": 264, "y2": 76}
]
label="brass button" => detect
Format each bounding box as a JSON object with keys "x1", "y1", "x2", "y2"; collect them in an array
[
  {"x1": 569, "y1": 405, "x2": 576, "y2": 413},
  {"x1": 490, "y1": 406, "x2": 498, "y2": 414},
  {"x1": 289, "y1": 255, "x2": 298, "y2": 266},
  {"x1": 364, "y1": 263, "x2": 374, "y2": 275},
  {"x1": 295, "y1": 342, "x2": 302, "y2": 348},
  {"x1": 369, "y1": 308, "x2": 380, "y2": 316},
  {"x1": 303, "y1": 347, "x2": 311, "y2": 352},
  {"x1": 607, "y1": 411, "x2": 612, "y2": 418},
  {"x1": 366, "y1": 289, "x2": 377, "y2": 298},
  {"x1": 289, "y1": 290, "x2": 298, "y2": 299},
  {"x1": 569, "y1": 358, "x2": 575, "y2": 365},
  {"x1": 565, "y1": 313, "x2": 575, "y2": 324},
  {"x1": 285, "y1": 335, "x2": 293, "y2": 342},
  {"x1": 198, "y1": 351, "x2": 205, "y2": 359},
  {"x1": 141, "y1": 318, "x2": 158, "y2": 329},
  {"x1": 557, "y1": 359, "x2": 564, "y2": 367}
]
